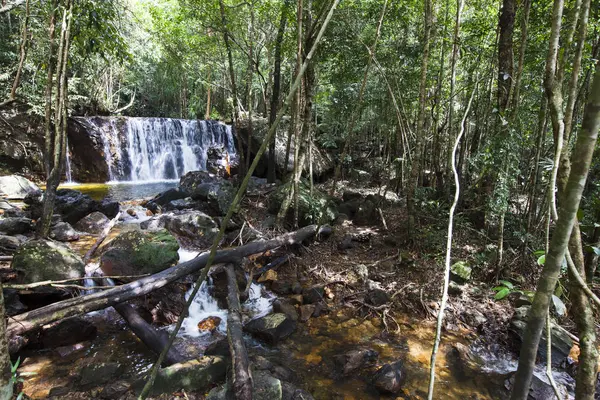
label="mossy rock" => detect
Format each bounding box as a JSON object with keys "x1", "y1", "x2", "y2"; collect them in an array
[
  {"x1": 450, "y1": 261, "x2": 471, "y2": 283},
  {"x1": 268, "y1": 180, "x2": 337, "y2": 227},
  {"x1": 11, "y1": 239, "x2": 85, "y2": 283},
  {"x1": 100, "y1": 229, "x2": 179, "y2": 277}
]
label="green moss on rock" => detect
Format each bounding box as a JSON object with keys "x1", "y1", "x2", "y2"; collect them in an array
[{"x1": 11, "y1": 239, "x2": 85, "y2": 283}]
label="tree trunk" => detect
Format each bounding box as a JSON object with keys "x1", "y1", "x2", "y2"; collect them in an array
[
  {"x1": 497, "y1": 0, "x2": 515, "y2": 111},
  {"x1": 0, "y1": 283, "x2": 13, "y2": 400},
  {"x1": 510, "y1": 58, "x2": 600, "y2": 400},
  {"x1": 267, "y1": 1, "x2": 288, "y2": 183},
  {"x1": 43, "y1": 0, "x2": 57, "y2": 177},
  {"x1": 225, "y1": 264, "x2": 252, "y2": 400},
  {"x1": 9, "y1": 0, "x2": 29, "y2": 100},
  {"x1": 510, "y1": 0, "x2": 531, "y2": 111},
  {"x1": 7, "y1": 225, "x2": 330, "y2": 337},
  {"x1": 205, "y1": 68, "x2": 212, "y2": 120},
  {"x1": 407, "y1": 0, "x2": 433, "y2": 237}
]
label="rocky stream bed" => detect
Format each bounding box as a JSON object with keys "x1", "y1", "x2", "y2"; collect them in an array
[{"x1": 0, "y1": 172, "x2": 585, "y2": 399}]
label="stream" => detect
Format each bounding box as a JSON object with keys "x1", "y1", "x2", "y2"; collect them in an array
[{"x1": 16, "y1": 183, "x2": 577, "y2": 399}]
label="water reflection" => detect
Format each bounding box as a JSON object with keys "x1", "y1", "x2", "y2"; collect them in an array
[{"x1": 58, "y1": 180, "x2": 178, "y2": 202}]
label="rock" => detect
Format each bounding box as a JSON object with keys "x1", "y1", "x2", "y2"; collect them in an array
[
  {"x1": 273, "y1": 299, "x2": 298, "y2": 321},
  {"x1": 271, "y1": 280, "x2": 293, "y2": 295},
  {"x1": 152, "y1": 188, "x2": 190, "y2": 206},
  {"x1": 0, "y1": 234, "x2": 21, "y2": 255},
  {"x1": 126, "y1": 208, "x2": 137, "y2": 217},
  {"x1": 268, "y1": 181, "x2": 337, "y2": 227},
  {"x1": 450, "y1": 261, "x2": 472, "y2": 283},
  {"x1": 209, "y1": 264, "x2": 249, "y2": 308},
  {"x1": 54, "y1": 342, "x2": 89, "y2": 358},
  {"x1": 164, "y1": 198, "x2": 197, "y2": 211},
  {"x1": 365, "y1": 289, "x2": 390, "y2": 306},
  {"x1": 313, "y1": 302, "x2": 327, "y2": 318},
  {"x1": 158, "y1": 211, "x2": 219, "y2": 247},
  {"x1": 197, "y1": 316, "x2": 222, "y2": 332},
  {"x1": 179, "y1": 171, "x2": 219, "y2": 194},
  {"x1": 179, "y1": 171, "x2": 235, "y2": 215},
  {"x1": 98, "y1": 200, "x2": 120, "y2": 219},
  {"x1": 100, "y1": 230, "x2": 179, "y2": 277},
  {"x1": 372, "y1": 361, "x2": 406, "y2": 394},
  {"x1": 79, "y1": 362, "x2": 124, "y2": 387},
  {"x1": 53, "y1": 189, "x2": 99, "y2": 225},
  {"x1": 333, "y1": 348, "x2": 379, "y2": 375},
  {"x1": 514, "y1": 293, "x2": 533, "y2": 308},
  {"x1": 510, "y1": 306, "x2": 573, "y2": 367},
  {"x1": 50, "y1": 222, "x2": 80, "y2": 241},
  {"x1": 207, "y1": 370, "x2": 284, "y2": 400},
  {"x1": 448, "y1": 281, "x2": 464, "y2": 296},
  {"x1": 282, "y1": 383, "x2": 315, "y2": 400},
  {"x1": 74, "y1": 211, "x2": 109, "y2": 234},
  {"x1": 0, "y1": 217, "x2": 32, "y2": 235},
  {"x1": 204, "y1": 338, "x2": 230, "y2": 359},
  {"x1": 302, "y1": 286, "x2": 324, "y2": 304},
  {"x1": 463, "y1": 309, "x2": 487, "y2": 328},
  {"x1": 99, "y1": 381, "x2": 131, "y2": 399},
  {"x1": 0, "y1": 175, "x2": 39, "y2": 200},
  {"x1": 350, "y1": 169, "x2": 372, "y2": 183},
  {"x1": 12, "y1": 239, "x2": 85, "y2": 283},
  {"x1": 288, "y1": 295, "x2": 303, "y2": 306},
  {"x1": 41, "y1": 317, "x2": 97, "y2": 348},
  {"x1": 134, "y1": 356, "x2": 226, "y2": 396},
  {"x1": 258, "y1": 270, "x2": 278, "y2": 283},
  {"x1": 4, "y1": 290, "x2": 27, "y2": 316},
  {"x1": 299, "y1": 305, "x2": 316, "y2": 322},
  {"x1": 244, "y1": 313, "x2": 297, "y2": 344}
]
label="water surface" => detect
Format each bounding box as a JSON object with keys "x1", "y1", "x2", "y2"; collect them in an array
[{"x1": 58, "y1": 181, "x2": 178, "y2": 202}]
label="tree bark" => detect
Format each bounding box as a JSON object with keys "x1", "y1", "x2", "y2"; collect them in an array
[
  {"x1": 113, "y1": 303, "x2": 186, "y2": 366},
  {"x1": 0, "y1": 283, "x2": 13, "y2": 400},
  {"x1": 225, "y1": 264, "x2": 252, "y2": 400},
  {"x1": 510, "y1": 59, "x2": 600, "y2": 400},
  {"x1": 9, "y1": 0, "x2": 29, "y2": 100},
  {"x1": 267, "y1": 1, "x2": 288, "y2": 183},
  {"x1": 407, "y1": 0, "x2": 433, "y2": 237},
  {"x1": 7, "y1": 225, "x2": 330, "y2": 337}
]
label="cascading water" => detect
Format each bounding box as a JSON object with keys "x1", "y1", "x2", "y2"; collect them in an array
[
  {"x1": 125, "y1": 118, "x2": 236, "y2": 181},
  {"x1": 71, "y1": 117, "x2": 236, "y2": 183},
  {"x1": 65, "y1": 137, "x2": 74, "y2": 183}
]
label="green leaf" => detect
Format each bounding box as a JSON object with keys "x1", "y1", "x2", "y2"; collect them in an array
[
  {"x1": 577, "y1": 208, "x2": 584, "y2": 220},
  {"x1": 533, "y1": 249, "x2": 545, "y2": 257},
  {"x1": 492, "y1": 286, "x2": 503, "y2": 292},
  {"x1": 537, "y1": 255, "x2": 546, "y2": 266},
  {"x1": 495, "y1": 287, "x2": 511, "y2": 300},
  {"x1": 552, "y1": 295, "x2": 567, "y2": 316},
  {"x1": 498, "y1": 280, "x2": 514, "y2": 289}
]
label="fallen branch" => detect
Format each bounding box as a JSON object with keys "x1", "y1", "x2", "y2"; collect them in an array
[
  {"x1": 225, "y1": 263, "x2": 252, "y2": 399},
  {"x1": 113, "y1": 302, "x2": 185, "y2": 366},
  {"x1": 84, "y1": 211, "x2": 121, "y2": 264},
  {"x1": 7, "y1": 225, "x2": 330, "y2": 337},
  {"x1": 4, "y1": 274, "x2": 149, "y2": 290}
]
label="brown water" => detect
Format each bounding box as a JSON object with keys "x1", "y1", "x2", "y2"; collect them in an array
[{"x1": 57, "y1": 181, "x2": 178, "y2": 202}]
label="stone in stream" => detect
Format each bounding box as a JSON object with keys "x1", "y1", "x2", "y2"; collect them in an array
[
  {"x1": 179, "y1": 171, "x2": 236, "y2": 216},
  {"x1": 0, "y1": 234, "x2": 21, "y2": 254},
  {"x1": 99, "y1": 229, "x2": 179, "y2": 277},
  {"x1": 133, "y1": 356, "x2": 226, "y2": 396},
  {"x1": 365, "y1": 288, "x2": 390, "y2": 307},
  {"x1": 298, "y1": 304, "x2": 316, "y2": 322},
  {"x1": 198, "y1": 316, "x2": 222, "y2": 332},
  {"x1": 0, "y1": 175, "x2": 39, "y2": 200},
  {"x1": 151, "y1": 187, "x2": 190, "y2": 207},
  {"x1": 207, "y1": 370, "x2": 297, "y2": 400},
  {"x1": 11, "y1": 239, "x2": 85, "y2": 283},
  {"x1": 50, "y1": 221, "x2": 80, "y2": 242},
  {"x1": 158, "y1": 210, "x2": 219, "y2": 248},
  {"x1": 74, "y1": 211, "x2": 109, "y2": 234},
  {"x1": 372, "y1": 361, "x2": 406, "y2": 394},
  {"x1": 333, "y1": 348, "x2": 379, "y2": 376},
  {"x1": 273, "y1": 299, "x2": 299, "y2": 321},
  {"x1": 302, "y1": 285, "x2": 325, "y2": 304},
  {"x1": 244, "y1": 313, "x2": 297, "y2": 344},
  {"x1": 79, "y1": 362, "x2": 125, "y2": 387},
  {"x1": 0, "y1": 217, "x2": 33, "y2": 235}
]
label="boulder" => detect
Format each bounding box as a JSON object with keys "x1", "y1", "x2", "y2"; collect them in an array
[
  {"x1": 74, "y1": 211, "x2": 109, "y2": 234},
  {"x1": 41, "y1": 317, "x2": 97, "y2": 348},
  {"x1": 298, "y1": 305, "x2": 316, "y2": 322},
  {"x1": 151, "y1": 188, "x2": 190, "y2": 207},
  {"x1": 365, "y1": 289, "x2": 390, "y2": 307},
  {"x1": 302, "y1": 286, "x2": 325, "y2": 304},
  {"x1": 50, "y1": 222, "x2": 80, "y2": 242},
  {"x1": 268, "y1": 181, "x2": 337, "y2": 227},
  {"x1": 97, "y1": 200, "x2": 120, "y2": 219},
  {"x1": 207, "y1": 370, "x2": 284, "y2": 400},
  {"x1": 450, "y1": 261, "x2": 472, "y2": 283},
  {"x1": 100, "y1": 230, "x2": 179, "y2": 277},
  {"x1": 0, "y1": 175, "x2": 39, "y2": 200},
  {"x1": 179, "y1": 171, "x2": 219, "y2": 197},
  {"x1": 0, "y1": 234, "x2": 22, "y2": 254},
  {"x1": 333, "y1": 348, "x2": 379, "y2": 376},
  {"x1": 372, "y1": 361, "x2": 406, "y2": 394},
  {"x1": 53, "y1": 189, "x2": 99, "y2": 224},
  {"x1": 0, "y1": 217, "x2": 32, "y2": 235},
  {"x1": 244, "y1": 313, "x2": 297, "y2": 344},
  {"x1": 350, "y1": 169, "x2": 372, "y2": 183},
  {"x1": 191, "y1": 180, "x2": 236, "y2": 216},
  {"x1": 11, "y1": 239, "x2": 85, "y2": 283},
  {"x1": 510, "y1": 306, "x2": 572, "y2": 367},
  {"x1": 134, "y1": 356, "x2": 226, "y2": 396},
  {"x1": 158, "y1": 211, "x2": 219, "y2": 248},
  {"x1": 273, "y1": 299, "x2": 299, "y2": 321}
]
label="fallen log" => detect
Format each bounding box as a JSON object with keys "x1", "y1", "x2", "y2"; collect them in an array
[
  {"x1": 7, "y1": 224, "x2": 331, "y2": 337},
  {"x1": 225, "y1": 264, "x2": 252, "y2": 400},
  {"x1": 113, "y1": 303, "x2": 185, "y2": 366}
]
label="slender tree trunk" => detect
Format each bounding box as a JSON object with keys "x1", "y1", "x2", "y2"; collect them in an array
[
  {"x1": 9, "y1": 0, "x2": 29, "y2": 100},
  {"x1": 245, "y1": 2, "x2": 255, "y2": 172},
  {"x1": 44, "y1": 0, "x2": 57, "y2": 177},
  {"x1": 510, "y1": 0, "x2": 531, "y2": 111},
  {"x1": 205, "y1": 68, "x2": 212, "y2": 119},
  {"x1": 219, "y1": 0, "x2": 245, "y2": 177},
  {"x1": 0, "y1": 282, "x2": 12, "y2": 400},
  {"x1": 407, "y1": 0, "x2": 433, "y2": 237},
  {"x1": 267, "y1": 1, "x2": 288, "y2": 183},
  {"x1": 291, "y1": 0, "x2": 304, "y2": 228},
  {"x1": 40, "y1": 0, "x2": 72, "y2": 238},
  {"x1": 510, "y1": 58, "x2": 600, "y2": 400}
]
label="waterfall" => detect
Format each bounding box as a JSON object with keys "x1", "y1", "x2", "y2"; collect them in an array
[
  {"x1": 76, "y1": 117, "x2": 236, "y2": 182},
  {"x1": 65, "y1": 137, "x2": 73, "y2": 183}
]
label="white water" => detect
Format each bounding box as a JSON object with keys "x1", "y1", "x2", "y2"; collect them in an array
[
  {"x1": 177, "y1": 248, "x2": 274, "y2": 338},
  {"x1": 65, "y1": 137, "x2": 74, "y2": 183}
]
